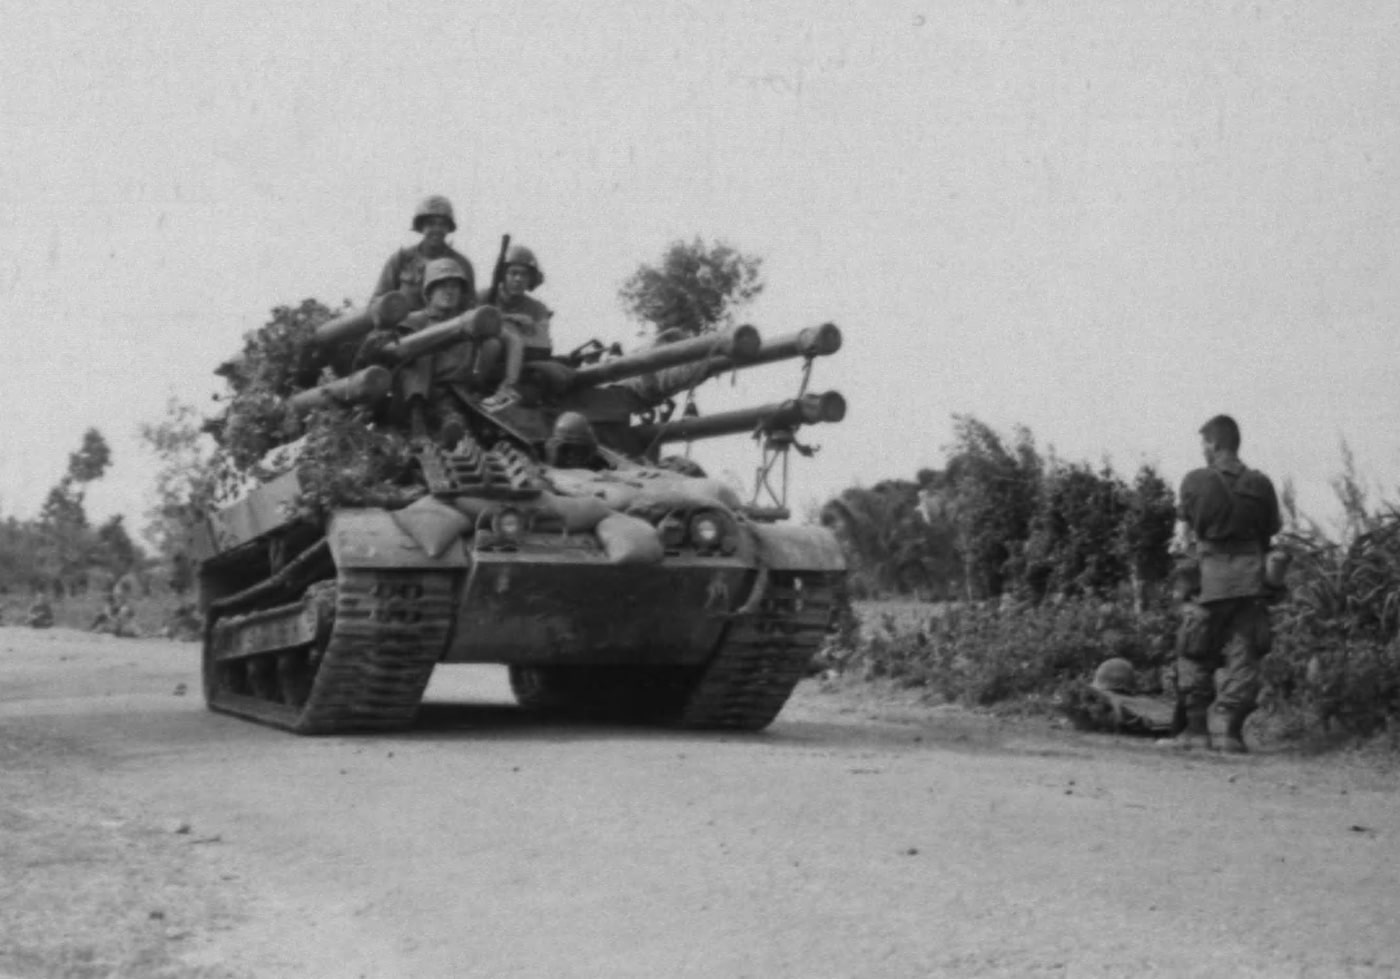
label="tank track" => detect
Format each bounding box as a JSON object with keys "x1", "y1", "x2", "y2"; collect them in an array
[
  {"x1": 205, "y1": 566, "x2": 458, "y2": 735},
  {"x1": 677, "y1": 570, "x2": 839, "y2": 731}
]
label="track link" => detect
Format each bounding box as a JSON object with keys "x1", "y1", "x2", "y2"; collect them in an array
[
  {"x1": 677, "y1": 571, "x2": 839, "y2": 731},
  {"x1": 205, "y1": 566, "x2": 458, "y2": 735}
]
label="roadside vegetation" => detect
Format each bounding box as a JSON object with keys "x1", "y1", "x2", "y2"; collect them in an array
[{"x1": 820, "y1": 419, "x2": 1400, "y2": 749}]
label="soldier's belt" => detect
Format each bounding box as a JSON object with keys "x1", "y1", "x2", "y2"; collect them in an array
[{"x1": 1198, "y1": 539, "x2": 1263, "y2": 557}]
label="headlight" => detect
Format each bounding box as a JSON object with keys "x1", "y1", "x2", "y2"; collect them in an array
[{"x1": 689, "y1": 511, "x2": 724, "y2": 551}]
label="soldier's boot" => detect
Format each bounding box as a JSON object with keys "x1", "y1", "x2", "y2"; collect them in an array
[
  {"x1": 438, "y1": 410, "x2": 467, "y2": 451},
  {"x1": 408, "y1": 399, "x2": 430, "y2": 440},
  {"x1": 1220, "y1": 705, "x2": 1256, "y2": 755},
  {"x1": 1155, "y1": 707, "x2": 1211, "y2": 751}
]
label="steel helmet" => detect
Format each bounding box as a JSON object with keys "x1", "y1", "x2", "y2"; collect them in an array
[
  {"x1": 1092, "y1": 658, "x2": 1136, "y2": 695},
  {"x1": 421, "y1": 257, "x2": 469, "y2": 301},
  {"x1": 504, "y1": 244, "x2": 544, "y2": 289},
  {"x1": 551, "y1": 412, "x2": 596, "y2": 448},
  {"x1": 546, "y1": 412, "x2": 598, "y2": 467},
  {"x1": 412, "y1": 195, "x2": 457, "y2": 233}
]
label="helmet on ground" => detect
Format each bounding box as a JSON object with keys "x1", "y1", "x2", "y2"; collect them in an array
[
  {"x1": 1092, "y1": 658, "x2": 1136, "y2": 695},
  {"x1": 504, "y1": 244, "x2": 544, "y2": 289},
  {"x1": 546, "y1": 411, "x2": 598, "y2": 467},
  {"x1": 412, "y1": 195, "x2": 457, "y2": 233},
  {"x1": 422, "y1": 257, "x2": 469, "y2": 301}
]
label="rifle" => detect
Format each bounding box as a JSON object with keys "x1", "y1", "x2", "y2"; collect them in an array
[{"x1": 486, "y1": 233, "x2": 511, "y2": 306}]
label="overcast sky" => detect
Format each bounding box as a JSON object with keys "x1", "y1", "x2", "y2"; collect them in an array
[{"x1": 1, "y1": 0, "x2": 1397, "y2": 538}]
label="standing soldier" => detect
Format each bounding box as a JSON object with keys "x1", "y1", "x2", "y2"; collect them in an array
[
  {"x1": 480, "y1": 244, "x2": 554, "y2": 405},
  {"x1": 1159, "y1": 414, "x2": 1282, "y2": 753},
  {"x1": 372, "y1": 195, "x2": 477, "y2": 313}
]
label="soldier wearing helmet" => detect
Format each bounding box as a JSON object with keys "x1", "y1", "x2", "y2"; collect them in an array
[
  {"x1": 545, "y1": 412, "x2": 602, "y2": 469},
  {"x1": 1092, "y1": 658, "x2": 1137, "y2": 696},
  {"x1": 1157, "y1": 414, "x2": 1282, "y2": 754},
  {"x1": 360, "y1": 257, "x2": 502, "y2": 447},
  {"x1": 371, "y1": 195, "x2": 477, "y2": 314},
  {"x1": 480, "y1": 243, "x2": 554, "y2": 407}
]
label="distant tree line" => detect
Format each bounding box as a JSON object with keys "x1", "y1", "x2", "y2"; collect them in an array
[
  {"x1": 819, "y1": 415, "x2": 1177, "y2": 605},
  {"x1": 0, "y1": 428, "x2": 144, "y2": 597}
]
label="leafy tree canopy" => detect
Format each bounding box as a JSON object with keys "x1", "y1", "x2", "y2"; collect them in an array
[{"x1": 618, "y1": 237, "x2": 764, "y2": 338}]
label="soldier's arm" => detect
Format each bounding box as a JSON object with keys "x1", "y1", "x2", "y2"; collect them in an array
[
  {"x1": 370, "y1": 251, "x2": 402, "y2": 301},
  {"x1": 460, "y1": 257, "x2": 478, "y2": 309},
  {"x1": 1265, "y1": 478, "x2": 1283, "y2": 539}
]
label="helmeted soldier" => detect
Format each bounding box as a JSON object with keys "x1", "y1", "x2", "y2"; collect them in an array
[
  {"x1": 25, "y1": 594, "x2": 53, "y2": 629},
  {"x1": 480, "y1": 244, "x2": 554, "y2": 406},
  {"x1": 372, "y1": 195, "x2": 477, "y2": 314},
  {"x1": 545, "y1": 411, "x2": 602, "y2": 469},
  {"x1": 359, "y1": 257, "x2": 502, "y2": 447},
  {"x1": 1092, "y1": 658, "x2": 1137, "y2": 696},
  {"x1": 1158, "y1": 414, "x2": 1282, "y2": 754}
]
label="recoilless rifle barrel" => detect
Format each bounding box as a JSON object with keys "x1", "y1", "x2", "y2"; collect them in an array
[
  {"x1": 608, "y1": 323, "x2": 843, "y2": 409},
  {"x1": 382, "y1": 306, "x2": 502, "y2": 364},
  {"x1": 569, "y1": 325, "x2": 763, "y2": 389},
  {"x1": 313, "y1": 292, "x2": 411, "y2": 349},
  {"x1": 632, "y1": 390, "x2": 846, "y2": 445},
  {"x1": 287, "y1": 365, "x2": 392, "y2": 412}
]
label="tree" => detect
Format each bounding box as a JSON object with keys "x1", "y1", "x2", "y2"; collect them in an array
[
  {"x1": 1021, "y1": 462, "x2": 1130, "y2": 599},
  {"x1": 94, "y1": 514, "x2": 140, "y2": 576},
  {"x1": 943, "y1": 416, "x2": 1043, "y2": 598},
  {"x1": 67, "y1": 428, "x2": 112, "y2": 484},
  {"x1": 1117, "y1": 465, "x2": 1177, "y2": 608},
  {"x1": 140, "y1": 397, "x2": 221, "y2": 592},
  {"x1": 618, "y1": 237, "x2": 764, "y2": 338},
  {"x1": 35, "y1": 428, "x2": 114, "y2": 592},
  {"x1": 209, "y1": 298, "x2": 337, "y2": 469},
  {"x1": 820, "y1": 474, "x2": 962, "y2": 599}
]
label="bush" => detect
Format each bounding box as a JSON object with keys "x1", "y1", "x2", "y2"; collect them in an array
[
  {"x1": 848, "y1": 596, "x2": 1175, "y2": 711},
  {"x1": 1259, "y1": 507, "x2": 1400, "y2": 743}
]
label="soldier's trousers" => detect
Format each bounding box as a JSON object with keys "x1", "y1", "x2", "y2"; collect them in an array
[{"x1": 1173, "y1": 597, "x2": 1273, "y2": 713}]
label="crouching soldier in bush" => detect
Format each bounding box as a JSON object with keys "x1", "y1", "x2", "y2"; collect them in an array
[
  {"x1": 1158, "y1": 414, "x2": 1281, "y2": 754},
  {"x1": 25, "y1": 594, "x2": 54, "y2": 629},
  {"x1": 90, "y1": 591, "x2": 136, "y2": 637}
]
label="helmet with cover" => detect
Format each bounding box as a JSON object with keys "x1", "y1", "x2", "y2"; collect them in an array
[
  {"x1": 1092, "y1": 657, "x2": 1137, "y2": 695},
  {"x1": 546, "y1": 411, "x2": 598, "y2": 467},
  {"x1": 504, "y1": 244, "x2": 544, "y2": 289},
  {"x1": 421, "y1": 257, "x2": 469, "y2": 302},
  {"x1": 412, "y1": 195, "x2": 457, "y2": 233}
]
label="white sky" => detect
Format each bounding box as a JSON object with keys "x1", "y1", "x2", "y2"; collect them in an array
[{"x1": 1, "y1": 0, "x2": 1397, "y2": 538}]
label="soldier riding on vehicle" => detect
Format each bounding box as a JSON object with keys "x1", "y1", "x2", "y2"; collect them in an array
[
  {"x1": 357, "y1": 257, "x2": 505, "y2": 447},
  {"x1": 481, "y1": 244, "x2": 556, "y2": 407},
  {"x1": 372, "y1": 195, "x2": 477, "y2": 314}
]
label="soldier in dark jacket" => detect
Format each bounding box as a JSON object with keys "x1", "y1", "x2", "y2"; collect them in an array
[
  {"x1": 1159, "y1": 414, "x2": 1282, "y2": 753},
  {"x1": 371, "y1": 195, "x2": 477, "y2": 314}
]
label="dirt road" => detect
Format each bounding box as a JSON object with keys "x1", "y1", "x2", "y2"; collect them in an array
[{"x1": 2, "y1": 627, "x2": 1397, "y2": 978}]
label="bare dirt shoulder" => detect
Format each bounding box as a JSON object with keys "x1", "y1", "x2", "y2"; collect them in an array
[{"x1": 2, "y1": 627, "x2": 1397, "y2": 979}]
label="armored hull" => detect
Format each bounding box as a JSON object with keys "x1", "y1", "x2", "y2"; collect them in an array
[{"x1": 196, "y1": 313, "x2": 847, "y2": 735}]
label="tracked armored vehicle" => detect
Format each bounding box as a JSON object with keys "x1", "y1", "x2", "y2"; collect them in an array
[{"x1": 194, "y1": 293, "x2": 847, "y2": 735}]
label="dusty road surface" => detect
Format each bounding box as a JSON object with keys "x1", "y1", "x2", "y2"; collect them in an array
[{"x1": 2, "y1": 627, "x2": 1398, "y2": 979}]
